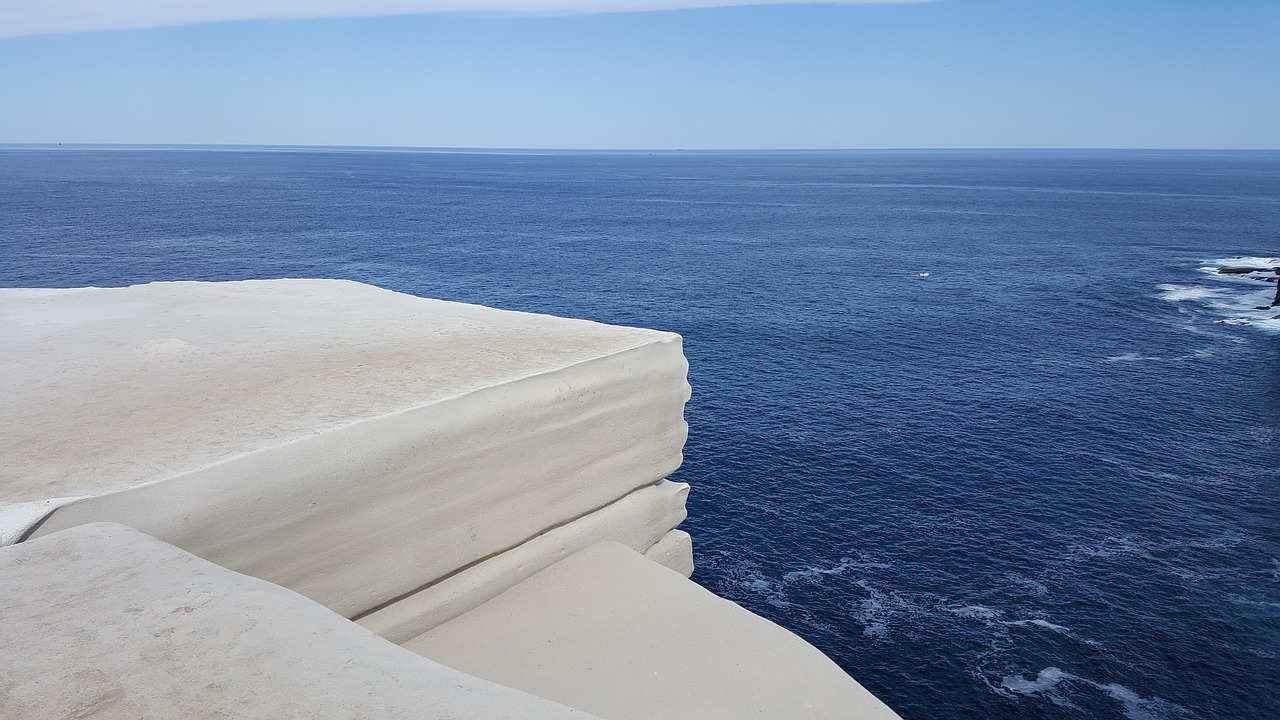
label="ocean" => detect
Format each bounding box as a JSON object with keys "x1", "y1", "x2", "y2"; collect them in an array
[{"x1": 2, "y1": 147, "x2": 1277, "y2": 720}]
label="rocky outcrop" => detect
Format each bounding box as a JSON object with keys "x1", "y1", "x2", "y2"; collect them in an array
[
  {"x1": 1, "y1": 280, "x2": 692, "y2": 620},
  {"x1": 1212, "y1": 265, "x2": 1280, "y2": 308},
  {"x1": 0, "y1": 280, "x2": 902, "y2": 720}
]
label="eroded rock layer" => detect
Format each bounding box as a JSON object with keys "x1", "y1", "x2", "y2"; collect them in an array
[
  {"x1": 1, "y1": 280, "x2": 691, "y2": 620},
  {"x1": 406, "y1": 541, "x2": 903, "y2": 720}
]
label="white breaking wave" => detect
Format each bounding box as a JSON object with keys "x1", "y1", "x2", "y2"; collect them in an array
[
  {"x1": 1155, "y1": 257, "x2": 1280, "y2": 332},
  {"x1": 1205, "y1": 255, "x2": 1280, "y2": 269},
  {"x1": 1157, "y1": 284, "x2": 1222, "y2": 302},
  {"x1": 1250, "y1": 316, "x2": 1280, "y2": 333}
]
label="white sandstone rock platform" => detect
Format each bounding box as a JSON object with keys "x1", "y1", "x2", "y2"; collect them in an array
[
  {"x1": 0, "y1": 280, "x2": 691, "y2": 622},
  {"x1": 407, "y1": 541, "x2": 903, "y2": 720},
  {"x1": 1, "y1": 280, "x2": 903, "y2": 720},
  {"x1": 0, "y1": 522, "x2": 600, "y2": 720}
]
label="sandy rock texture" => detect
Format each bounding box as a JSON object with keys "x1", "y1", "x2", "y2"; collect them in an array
[
  {"x1": 0, "y1": 280, "x2": 691, "y2": 622},
  {"x1": 407, "y1": 541, "x2": 903, "y2": 720},
  {"x1": 1, "y1": 280, "x2": 902, "y2": 720},
  {"x1": 0, "y1": 522, "x2": 600, "y2": 720}
]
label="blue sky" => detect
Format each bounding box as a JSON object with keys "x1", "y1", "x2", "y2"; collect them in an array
[{"x1": 1, "y1": 0, "x2": 1276, "y2": 149}]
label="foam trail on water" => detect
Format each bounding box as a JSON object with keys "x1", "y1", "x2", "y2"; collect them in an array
[
  {"x1": 851, "y1": 580, "x2": 928, "y2": 640},
  {"x1": 1100, "y1": 682, "x2": 1204, "y2": 720},
  {"x1": 782, "y1": 556, "x2": 891, "y2": 583},
  {"x1": 1157, "y1": 284, "x2": 1222, "y2": 302},
  {"x1": 1003, "y1": 618, "x2": 1071, "y2": 633},
  {"x1": 949, "y1": 605, "x2": 999, "y2": 621},
  {"x1": 1001, "y1": 666, "x2": 1071, "y2": 695},
  {"x1": 998, "y1": 667, "x2": 1202, "y2": 719}
]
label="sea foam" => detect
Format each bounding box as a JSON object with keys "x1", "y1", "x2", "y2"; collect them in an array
[
  {"x1": 1000, "y1": 667, "x2": 1199, "y2": 719},
  {"x1": 1156, "y1": 284, "x2": 1221, "y2": 302},
  {"x1": 1000, "y1": 666, "x2": 1070, "y2": 695},
  {"x1": 1157, "y1": 258, "x2": 1280, "y2": 332}
]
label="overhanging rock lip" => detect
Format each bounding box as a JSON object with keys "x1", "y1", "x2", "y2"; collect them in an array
[
  {"x1": 23, "y1": 336, "x2": 691, "y2": 618},
  {"x1": 7, "y1": 333, "x2": 685, "y2": 512},
  {"x1": 1, "y1": 279, "x2": 688, "y2": 506}
]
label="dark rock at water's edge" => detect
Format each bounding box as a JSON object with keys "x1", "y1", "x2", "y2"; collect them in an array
[{"x1": 1217, "y1": 266, "x2": 1280, "y2": 307}]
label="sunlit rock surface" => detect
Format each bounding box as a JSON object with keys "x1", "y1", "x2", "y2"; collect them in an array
[
  {"x1": 1, "y1": 279, "x2": 691, "y2": 619},
  {"x1": 407, "y1": 541, "x2": 903, "y2": 720},
  {"x1": 0, "y1": 523, "x2": 599, "y2": 720},
  {"x1": 0, "y1": 280, "x2": 902, "y2": 719},
  {"x1": 358, "y1": 478, "x2": 691, "y2": 643}
]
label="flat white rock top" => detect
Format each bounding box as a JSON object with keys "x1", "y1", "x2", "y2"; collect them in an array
[
  {"x1": 408, "y1": 541, "x2": 904, "y2": 720},
  {"x1": 1, "y1": 280, "x2": 669, "y2": 502},
  {"x1": 0, "y1": 522, "x2": 598, "y2": 720}
]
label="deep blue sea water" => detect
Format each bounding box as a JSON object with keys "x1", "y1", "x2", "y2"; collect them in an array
[{"x1": 2, "y1": 147, "x2": 1278, "y2": 720}]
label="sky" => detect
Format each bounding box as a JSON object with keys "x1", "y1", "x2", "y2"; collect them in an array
[{"x1": 0, "y1": 0, "x2": 1276, "y2": 149}]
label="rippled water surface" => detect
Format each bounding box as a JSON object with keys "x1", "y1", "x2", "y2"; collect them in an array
[{"x1": 3, "y1": 147, "x2": 1278, "y2": 719}]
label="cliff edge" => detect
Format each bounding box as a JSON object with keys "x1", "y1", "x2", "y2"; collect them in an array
[{"x1": 0, "y1": 280, "x2": 901, "y2": 719}]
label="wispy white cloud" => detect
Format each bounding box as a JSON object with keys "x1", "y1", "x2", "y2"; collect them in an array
[{"x1": 1, "y1": 0, "x2": 929, "y2": 39}]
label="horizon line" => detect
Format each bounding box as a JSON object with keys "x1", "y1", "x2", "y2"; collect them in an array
[{"x1": 3, "y1": 143, "x2": 1279, "y2": 153}]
